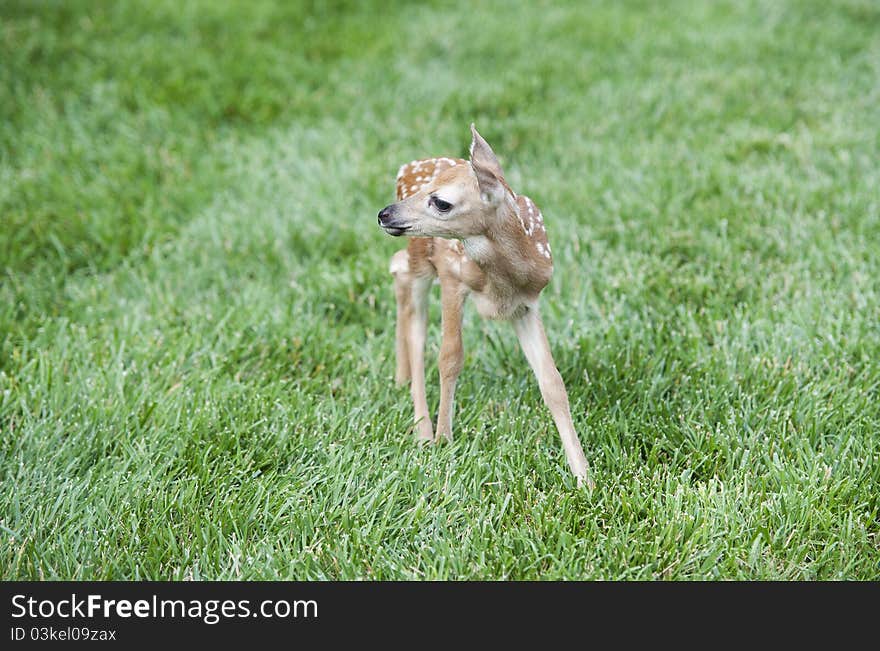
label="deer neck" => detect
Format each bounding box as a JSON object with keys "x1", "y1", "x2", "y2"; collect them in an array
[{"x1": 461, "y1": 194, "x2": 549, "y2": 295}]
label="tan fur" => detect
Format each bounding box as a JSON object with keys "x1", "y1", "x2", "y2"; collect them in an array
[{"x1": 381, "y1": 125, "x2": 592, "y2": 487}]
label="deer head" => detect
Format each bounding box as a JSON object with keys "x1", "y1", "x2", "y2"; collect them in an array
[{"x1": 377, "y1": 124, "x2": 517, "y2": 240}]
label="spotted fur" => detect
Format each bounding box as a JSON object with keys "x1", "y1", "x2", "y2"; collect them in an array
[{"x1": 396, "y1": 157, "x2": 467, "y2": 200}]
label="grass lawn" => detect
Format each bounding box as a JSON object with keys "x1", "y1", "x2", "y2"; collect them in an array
[{"x1": 1, "y1": 0, "x2": 878, "y2": 579}]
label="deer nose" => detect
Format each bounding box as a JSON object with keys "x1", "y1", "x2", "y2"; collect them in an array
[{"x1": 377, "y1": 205, "x2": 395, "y2": 226}]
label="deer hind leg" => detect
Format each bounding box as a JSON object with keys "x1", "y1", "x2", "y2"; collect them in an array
[
  {"x1": 435, "y1": 276, "x2": 466, "y2": 442},
  {"x1": 512, "y1": 306, "x2": 593, "y2": 488},
  {"x1": 390, "y1": 250, "x2": 411, "y2": 386}
]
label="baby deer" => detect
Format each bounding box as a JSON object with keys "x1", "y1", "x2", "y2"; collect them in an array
[{"x1": 377, "y1": 125, "x2": 592, "y2": 487}]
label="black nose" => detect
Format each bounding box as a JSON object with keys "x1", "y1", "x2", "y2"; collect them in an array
[{"x1": 377, "y1": 205, "x2": 394, "y2": 226}]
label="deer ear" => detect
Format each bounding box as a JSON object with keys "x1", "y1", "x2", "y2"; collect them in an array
[{"x1": 469, "y1": 124, "x2": 506, "y2": 205}]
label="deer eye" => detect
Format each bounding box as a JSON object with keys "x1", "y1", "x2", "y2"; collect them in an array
[{"x1": 431, "y1": 196, "x2": 453, "y2": 212}]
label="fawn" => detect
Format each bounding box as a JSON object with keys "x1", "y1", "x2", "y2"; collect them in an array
[{"x1": 377, "y1": 125, "x2": 592, "y2": 487}]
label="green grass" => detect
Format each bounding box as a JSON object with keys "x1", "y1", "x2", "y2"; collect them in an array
[{"x1": 1, "y1": 0, "x2": 879, "y2": 579}]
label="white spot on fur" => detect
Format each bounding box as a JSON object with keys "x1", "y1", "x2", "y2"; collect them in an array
[
  {"x1": 536, "y1": 241, "x2": 552, "y2": 259},
  {"x1": 518, "y1": 202, "x2": 538, "y2": 237},
  {"x1": 515, "y1": 197, "x2": 545, "y2": 237},
  {"x1": 516, "y1": 204, "x2": 527, "y2": 234}
]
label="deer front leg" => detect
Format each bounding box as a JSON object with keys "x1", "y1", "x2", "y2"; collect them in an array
[
  {"x1": 512, "y1": 306, "x2": 593, "y2": 488},
  {"x1": 435, "y1": 278, "x2": 466, "y2": 442},
  {"x1": 390, "y1": 250, "x2": 411, "y2": 386},
  {"x1": 408, "y1": 274, "x2": 434, "y2": 441}
]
